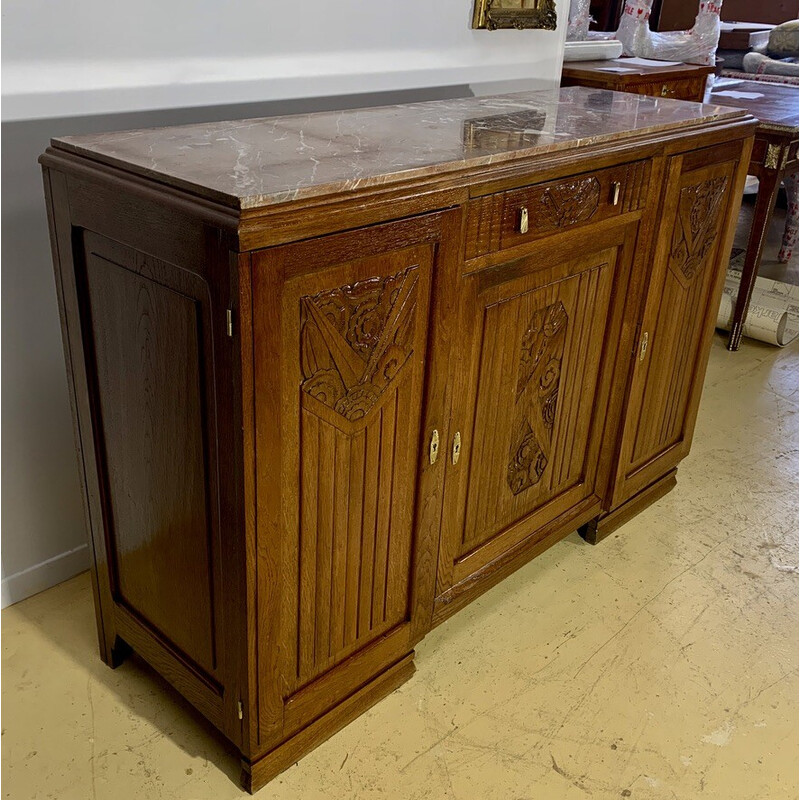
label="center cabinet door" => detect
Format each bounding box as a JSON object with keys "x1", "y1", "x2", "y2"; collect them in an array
[
  {"x1": 435, "y1": 220, "x2": 640, "y2": 601},
  {"x1": 249, "y1": 209, "x2": 460, "y2": 748}
]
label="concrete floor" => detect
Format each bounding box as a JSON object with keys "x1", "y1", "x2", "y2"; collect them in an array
[
  {"x1": 2, "y1": 331, "x2": 797, "y2": 799},
  {"x1": 735, "y1": 194, "x2": 798, "y2": 286}
]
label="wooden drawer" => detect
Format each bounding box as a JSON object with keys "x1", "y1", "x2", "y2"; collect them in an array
[
  {"x1": 632, "y1": 77, "x2": 706, "y2": 102},
  {"x1": 464, "y1": 161, "x2": 650, "y2": 261}
]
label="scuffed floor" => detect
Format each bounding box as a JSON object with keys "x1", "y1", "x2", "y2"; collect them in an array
[{"x1": 3, "y1": 334, "x2": 798, "y2": 800}]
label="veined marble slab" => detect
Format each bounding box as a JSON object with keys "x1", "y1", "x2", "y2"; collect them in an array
[{"x1": 50, "y1": 87, "x2": 747, "y2": 210}]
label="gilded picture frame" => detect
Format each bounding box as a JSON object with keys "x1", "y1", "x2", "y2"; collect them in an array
[{"x1": 472, "y1": 0, "x2": 558, "y2": 30}]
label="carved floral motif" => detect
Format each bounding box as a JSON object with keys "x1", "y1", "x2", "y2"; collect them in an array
[
  {"x1": 300, "y1": 267, "x2": 418, "y2": 421},
  {"x1": 669, "y1": 176, "x2": 728, "y2": 282},
  {"x1": 507, "y1": 301, "x2": 568, "y2": 495},
  {"x1": 534, "y1": 176, "x2": 601, "y2": 231}
]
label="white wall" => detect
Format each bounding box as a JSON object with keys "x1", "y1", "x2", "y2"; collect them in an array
[
  {"x1": 3, "y1": 0, "x2": 569, "y2": 120},
  {"x1": 1, "y1": 0, "x2": 569, "y2": 606}
]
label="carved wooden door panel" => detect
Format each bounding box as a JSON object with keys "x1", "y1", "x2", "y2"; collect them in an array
[
  {"x1": 610, "y1": 149, "x2": 741, "y2": 507},
  {"x1": 435, "y1": 220, "x2": 639, "y2": 598},
  {"x1": 249, "y1": 210, "x2": 459, "y2": 748}
]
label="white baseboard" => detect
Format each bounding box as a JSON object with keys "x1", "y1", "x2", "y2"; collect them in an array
[{"x1": 1, "y1": 544, "x2": 90, "y2": 608}]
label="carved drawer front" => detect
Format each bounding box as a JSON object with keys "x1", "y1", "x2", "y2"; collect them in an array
[{"x1": 464, "y1": 161, "x2": 649, "y2": 260}]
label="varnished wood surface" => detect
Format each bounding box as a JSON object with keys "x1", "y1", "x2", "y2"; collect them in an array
[
  {"x1": 436, "y1": 221, "x2": 640, "y2": 596},
  {"x1": 610, "y1": 142, "x2": 752, "y2": 505},
  {"x1": 561, "y1": 60, "x2": 714, "y2": 103},
  {"x1": 580, "y1": 468, "x2": 678, "y2": 545},
  {"x1": 562, "y1": 59, "x2": 715, "y2": 81},
  {"x1": 81, "y1": 236, "x2": 218, "y2": 675},
  {"x1": 40, "y1": 92, "x2": 755, "y2": 791},
  {"x1": 249, "y1": 211, "x2": 459, "y2": 751},
  {"x1": 241, "y1": 654, "x2": 415, "y2": 793}
]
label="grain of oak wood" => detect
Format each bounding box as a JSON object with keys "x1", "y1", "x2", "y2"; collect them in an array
[{"x1": 39, "y1": 87, "x2": 756, "y2": 792}]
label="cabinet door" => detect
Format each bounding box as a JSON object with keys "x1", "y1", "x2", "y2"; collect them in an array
[
  {"x1": 435, "y1": 219, "x2": 639, "y2": 598},
  {"x1": 249, "y1": 210, "x2": 459, "y2": 746},
  {"x1": 610, "y1": 146, "x2": 743, "y2": 507}
]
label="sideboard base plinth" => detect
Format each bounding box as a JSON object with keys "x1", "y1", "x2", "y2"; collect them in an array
[
  {"x1": 241, "y1": 653, "x2": 415, "y2": 794},
  {"x1": 580, "y1": 469, "x2": 679, "y2": 545}
]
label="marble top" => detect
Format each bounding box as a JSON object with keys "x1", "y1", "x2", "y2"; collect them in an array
[
  {"x1": 709, "y1": 79, "x2": 799, "y2": 133},
  {"x1": 51, "y1": 87, "x2": 748, "y2": 211}
]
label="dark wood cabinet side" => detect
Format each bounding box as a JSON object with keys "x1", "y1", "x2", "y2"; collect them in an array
[{"x1": 41, "y1": 162, "x2": 248, "y2": 748}]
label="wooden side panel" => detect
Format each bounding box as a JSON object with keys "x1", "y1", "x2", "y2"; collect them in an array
[
  {"x1": 251, "y1": 211, "x2": 459, "y2": 749},
  {"x1": 611, "y1": 150, "x2": 742, "y2": 505},
  {"x1": 42, "y1": 166, "x2": 245, "y2": 748},
  {"x1": 78, "y1": 233, "x2": 221, "y2": 678}
]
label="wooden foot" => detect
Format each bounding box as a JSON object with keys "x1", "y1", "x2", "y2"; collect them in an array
[
  {"x1": 580, "y1": 469, "x2": 678, "y2": 544},
  {"x1": 240, "y1": 653, "x2": 415, "y2": 793},
  {"x1": 106, "y1": 636, "x2": 131, "y2": 669}
]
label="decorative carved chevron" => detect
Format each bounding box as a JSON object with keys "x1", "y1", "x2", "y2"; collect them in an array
[
  {"x1": 669, "y1": 176, "x2": 728, "y2": 283},
  {"x1": 300, "y1": 266, "x2": 418, "y2": 422},
  {"x1": 535, "y1": 176, "x2": 601, "y2": 231},
  {"x1": 507, "y1": 300, "x2": 568, "y2": 495}
]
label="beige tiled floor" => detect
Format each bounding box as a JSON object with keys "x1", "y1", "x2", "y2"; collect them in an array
[{"x1": 3, "y1": 333, "x2": 798, "y2": 800}]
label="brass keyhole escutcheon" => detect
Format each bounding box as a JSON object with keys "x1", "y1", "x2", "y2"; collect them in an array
[
  {"x1": 639, "y1": 331, "x2": 649, "y2": 362},
  {"x1": 429, "y1": 429, "x2": 440, "y2": 464},
  {"x1": 452, "y1": 431, "x2": 462, "y2": 465}
]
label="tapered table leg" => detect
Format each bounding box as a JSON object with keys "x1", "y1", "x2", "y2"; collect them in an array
[
  {"x1": 727, "y1": 164, "x2": 784, "y2": 351},
  {"x1": 778, "y1": 171, "x2": 798, "y2": 264}
]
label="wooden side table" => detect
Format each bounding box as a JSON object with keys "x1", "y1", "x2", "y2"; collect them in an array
[
  {"x1": 561, "y1": 59, "x2": 716, "y2": 102},
  {"x1": 708, "y1": 80, "x2": 799, "y2": 350}
]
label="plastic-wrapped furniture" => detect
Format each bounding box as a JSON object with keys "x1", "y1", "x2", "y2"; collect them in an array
[
  {"x1": 742, "y1": 20, "x2": 799, "y2": 79},
  {"x1": 616, "y1": 0, "x2": 723, "y2": 66},
  {"x1": 567, "y1": 0, "x2": 592, "y2": 41}
]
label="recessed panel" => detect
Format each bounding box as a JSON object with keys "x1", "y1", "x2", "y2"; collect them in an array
[{"x1": 84, "y1": 253, "x2": 216, "y2": 674}]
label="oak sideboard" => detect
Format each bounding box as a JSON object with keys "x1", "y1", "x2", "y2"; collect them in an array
[{"x1": 40, "y1": 87, "x2": 755, "y2": 792}]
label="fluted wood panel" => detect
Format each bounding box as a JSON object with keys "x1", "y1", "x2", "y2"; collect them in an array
[
  {"x1": 627, "y1": 163, "x2": 733, "y2": 473},
  {"x1": 461, "y1": 263, "x2": 610, "y2": 553},
  {"x1": 250, "y1": 219, "x2": 449, "y2": 736},
  {"x1": 436, "y1": 220, "x2": 639, "y2": 593},
  {"x1": 296, "y1": 383, "x2": 412, "y2": 684}
]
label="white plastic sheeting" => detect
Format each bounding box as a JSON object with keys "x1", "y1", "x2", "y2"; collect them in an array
[
  {"x1": 615, "y1": 0, "x2": 723, "y2": 66},
  {"x1": 567, "y1": 0, "x2": 593, "y2": 42}
]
